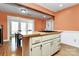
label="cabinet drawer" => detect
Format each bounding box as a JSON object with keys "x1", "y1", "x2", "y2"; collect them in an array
[
  {"x1": 52, "y1": 34, "x2": 60, "y2": 38},
  {"x1": 42, "y1": 35, "x2": 54, "y2": 41},
  {"x1": 42, "y1": 34, "x2": 60, "y2": 42},
  {"x1": 30, "y1": 37, "x2": 41, "y2": 44},
  {"x1": 42, "y1": 35, "x2": 50, "y2": 42}
]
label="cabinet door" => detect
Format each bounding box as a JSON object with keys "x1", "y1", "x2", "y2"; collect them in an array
[
  {"x1": 50, "y1": 41, "x2": 55, "y2": 55},
  {"x1": 30, "y1": 45, "x2": 41, "y2": 56},
  {"x1": 42, "y1": 43, "x2": 50, "y2": 56},
  {"x1": 54, "y1": 38, "x2": 60, "y2": 47},
  {"x1": 50, "y1": 38, "x2": 61, "y2": 55},
  {"x1": 53, "y1": 38, "x2": 61, "y2": 53}
]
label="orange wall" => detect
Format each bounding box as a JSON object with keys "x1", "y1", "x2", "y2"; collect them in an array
[
  {"x1": 0, "y1": 13, "x2": 7, "y2": 40},
  {"x1": 55, "y1": 4, "x2": 79, "y2": 31},
  {"x1": 35, "y1": 18, "x2": 46, "y2": 31},
  {"x1": 0, "y1": 12, "x2": 46, "y2": 40}
]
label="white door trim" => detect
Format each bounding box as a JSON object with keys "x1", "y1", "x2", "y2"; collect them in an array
[{"x1": 7, "y1": 16, "x2": 34, "y2": 41}]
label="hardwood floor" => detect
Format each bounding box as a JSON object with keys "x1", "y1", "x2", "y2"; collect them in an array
[
  {"x1": 55, "y1": 44, "x2": 79, "y2": 56},
  {"x1": 0, "y1": 41, "x2": 22, "y2": 56},
  {"x1": 0, "y1": 41, "x2": 79, "y2": 56}
]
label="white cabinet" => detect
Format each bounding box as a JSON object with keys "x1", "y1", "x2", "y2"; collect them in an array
[
  {"x1": 50, "y1": 41, "x2": 55, "y2": 55},
  {"x1": 54, "y1": 38, "x2": 61, "y2": 45},
  {"x1": 30, "y1": 37, "x2": 41, "y2": 45},
  {"x1": 30, "y1": 45, "x2": 41, "y2": 56},
  {"x1": 42, "y1": 42, "x2": 50, "y2": 56},
  {"x1": 29, "y1": 34, "x2": 61, "y2": 56},
  {"x1": 53, "y1": 38, "x2": 61, "y2": 53}
]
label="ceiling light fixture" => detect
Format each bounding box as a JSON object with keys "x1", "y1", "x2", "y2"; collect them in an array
[
  {"x1": 43, "y1": 15, "x2": 46, "y2": 18},
  {"x1": 21, "y1": 9, "x2": 26, "y2": 13},
  {"x1": 59, "y1": 4, "x2": 63, "y2": 7},
  {"x1": 20, "y1": 8, "x2": 29, "y2": 14}
]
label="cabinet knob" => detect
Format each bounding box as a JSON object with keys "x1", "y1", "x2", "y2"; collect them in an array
[
  {"x1": 31, "y1": 48, "x2": 32, "y2": 51},
  {"x1": 40, "y1": 45, "x2": 42, "y2": 49}
]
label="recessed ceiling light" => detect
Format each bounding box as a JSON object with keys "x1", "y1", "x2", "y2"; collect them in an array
[
  {"x1": 21, "y1": 9, "x2": 26, "y2": 13},
  {"x1": 59, "y1": 4, "x2": 63, "y2": 7},
  {"x1": 43, "y1": 15, "x2": 46, "y2": 18},
  {"x1": 20, "y1": 8, "x2": 28, "y2": 14}
]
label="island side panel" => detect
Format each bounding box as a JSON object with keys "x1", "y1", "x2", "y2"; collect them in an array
[{"x1": 22, "y1": 37, "x2": 30, "y2": 56}]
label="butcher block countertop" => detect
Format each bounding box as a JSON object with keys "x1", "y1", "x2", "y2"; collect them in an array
[{"x1": 23, "y1": 31, "x2": 61, "y2": 37}]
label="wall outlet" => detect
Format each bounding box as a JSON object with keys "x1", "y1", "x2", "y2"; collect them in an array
[{"x1": 74, "y1": 39, "x2": 76, "y2": 43}]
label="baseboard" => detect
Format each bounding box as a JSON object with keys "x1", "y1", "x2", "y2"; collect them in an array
[
  {"x1": 3, "y1": 39, "x2": 9, "y2": 42},
  {"x1": 61, "y1": 42, "x2": 79, "y2": 48}
]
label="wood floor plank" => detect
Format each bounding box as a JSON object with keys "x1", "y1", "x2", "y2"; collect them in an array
[{"x1": 0, "y1": 41, "x2": 22, "y2": 56}]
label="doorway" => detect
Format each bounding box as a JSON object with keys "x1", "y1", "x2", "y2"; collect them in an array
[{"x1": 7, "y1": 16, "x2": 34, "y2": 51}]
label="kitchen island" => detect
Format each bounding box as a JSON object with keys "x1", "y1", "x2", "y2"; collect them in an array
[{"x1": 22, "y1": 31, "x2": 61, "y2": 56}]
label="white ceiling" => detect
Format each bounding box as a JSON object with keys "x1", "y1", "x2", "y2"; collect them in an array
[
  {"x1": 37, "y1": 3, "x2": 77, "y2": 12},
  {"x1": 0, "y1": 3, "x2": 51, "y2": 19}
]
